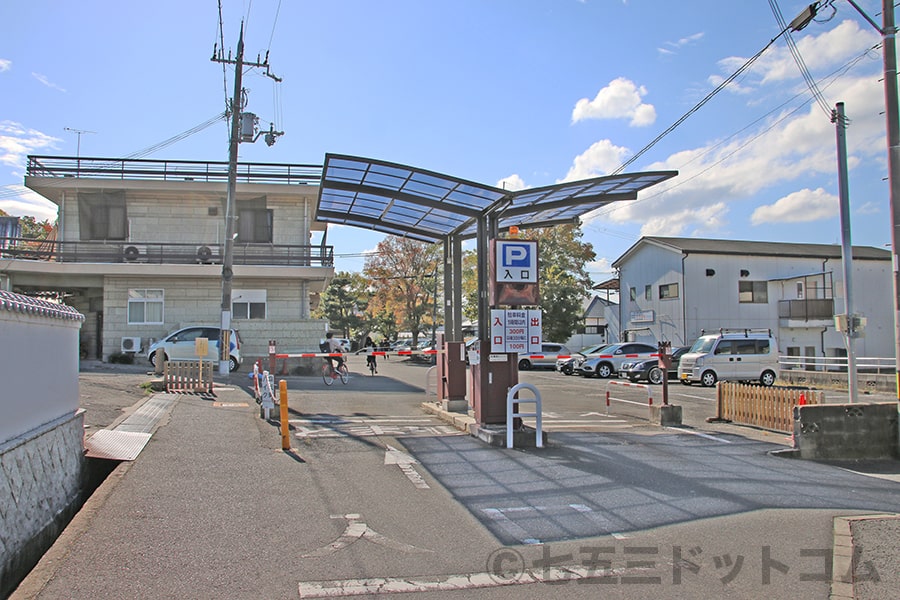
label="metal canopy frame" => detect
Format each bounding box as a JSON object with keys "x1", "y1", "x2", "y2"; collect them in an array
[
  {"x1": 315, "y1": 153, "x2": 677, "y2": 340},
  {"x1": 316, "y1": 153, "x2": 677, "y2": 243}
]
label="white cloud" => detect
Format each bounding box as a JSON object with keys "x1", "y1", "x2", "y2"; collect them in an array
[
  {"x1": 856, "y1": 201, "x2": 880, "y2": 215},
  {"x1": 572, "y1": 77, "x2": 656, "y2": 127},
  {"x1": 586, "y1": 257, "x2": 613, "y2": 274},
  {"x1": 0, "y1": 59, "x2": 11, "y2": 72},
  {"x1": 32, "y1": 72, "x2": 66, "y2": 92},
  {"x1": 715, "y1": 19, "x2": 879, "y2": 92},
  {"x1": 751, "y1": 188, "x2": 838, "y2": 225},
  {"x1": 496, "y1": 174, "x2": 527, "y2": 191},
  {"x1": 658, "y1": 32, "x2": 704, "y2": 55},
  {"x1": 0, "y1": 121, "x2": 61, "y2": 167},
  {"x1": 562, "y1": 139, "x2": 630, "y2": 181},
  {"x1": 576, "y1": 66, "x2": 885, "y2": 238},
  {"x1": 0, "y1": 185, "x2": 58, "y2": 221}
]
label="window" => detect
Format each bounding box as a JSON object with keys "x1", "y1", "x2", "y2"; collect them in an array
[
  {"x1": 645, "y1": 285, "x2": 652, "y2": 300},
  {"x1": 79, "y1": 192, "x2": 127, "y2": 240},
  {"x1": 629, "y1": 287, "x2": 636, "y2": 301},
  {"x1": 658, "y1": 283, "x2": 679, "y2": 299},
  {"x1": 739, "y1": 280, "x2": 768, "y2": 303},
  {"x1": 233, "y1": 289, "x2": 267, "y2": 320},
  {"x1": 127, "y1": 289, "x2": 164, "y2": 324},
  {"x1": 238, "y1": 208, "x2": 273, "y2": 243}
]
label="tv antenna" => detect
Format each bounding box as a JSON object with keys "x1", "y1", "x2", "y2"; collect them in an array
[{"x1": 64, "y1": 127, "x2": 96, "y2": 158}]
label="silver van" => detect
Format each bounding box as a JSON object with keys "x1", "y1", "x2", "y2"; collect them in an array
[{"x1": 677, "y1": 329, "x2": 778, "y2": 387}]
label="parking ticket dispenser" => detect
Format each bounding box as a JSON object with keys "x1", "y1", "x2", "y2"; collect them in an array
[
  {"x1": 437, "y1": 335, "x2": 467, "y2": 402},
  {"x1": 470, "y1": 340, "x2": 519, "y2": 424}
]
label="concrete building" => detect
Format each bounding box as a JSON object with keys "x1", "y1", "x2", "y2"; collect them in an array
[
  {"x1": 611, "y1": 236, "x2": 894, "y2": 361},
  {"x1": 0, "y1": 156, "x2": 333, "y2": 362}
]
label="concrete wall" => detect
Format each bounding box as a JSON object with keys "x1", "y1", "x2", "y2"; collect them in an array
[
  {"x1": 102, "y1": 276, "x2": 327, "y2": 361},
  {"x1": 793, "y1": 402, "x2": 899, "y2": 460},
  {"x1": 0, "y1": 291, "x2": 85, "y2": 598}
]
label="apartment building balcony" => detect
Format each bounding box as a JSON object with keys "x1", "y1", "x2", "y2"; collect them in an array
[
  {"x1": 26, "y1": 155, "x2": 322, "y2": 186},
  {"x1": 778, "y1": 298, "x2": 834, "y2": 328},
  {"x1": 0, "y1": 238, "x2": 333, "y2": 267}
]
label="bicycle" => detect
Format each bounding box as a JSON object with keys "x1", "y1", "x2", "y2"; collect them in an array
[
  {"x1": 322, "y1": 358, "x2": 349, "y2": 385},
  {"x1": 366, "y1": 355, "x2": 377, "y2": 376}
]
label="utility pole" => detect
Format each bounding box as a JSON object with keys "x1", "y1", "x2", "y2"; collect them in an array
[
  {"x1": 844, "y1": 1, "x2": 900, "y2": 398},
  {"x1": 833, "y1": 102, "x2": 859, "y2": 403},
  {"x1": 211, "y1": 22, "x2": 283, "y2": 376}
]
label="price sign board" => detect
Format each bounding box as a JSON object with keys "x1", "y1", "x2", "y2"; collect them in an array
[{"x1": 490, "y1": 309, "x2": 541, "y2": 353}]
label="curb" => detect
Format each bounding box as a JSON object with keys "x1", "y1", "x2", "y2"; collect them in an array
[{"x1": 831, "y1": 513, "x2": 900, "y2": 600}]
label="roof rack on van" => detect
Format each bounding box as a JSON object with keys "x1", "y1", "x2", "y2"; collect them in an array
[{"x1": 699, "y1": 328, "x2": 772, "y2": 337}]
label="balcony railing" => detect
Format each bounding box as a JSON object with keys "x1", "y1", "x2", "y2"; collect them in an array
[
  {"x1": 0, "y1": 238, "x2": 333, "y2": 267},
  {"x1": 777, "y1": 298, "x2": 834, "y2": 321},
  {"x1": 26, "y1": 155, "x2": 322, "y2": 186}
]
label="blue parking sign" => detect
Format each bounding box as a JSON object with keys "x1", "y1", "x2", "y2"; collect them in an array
[{"x1": 496, "y1": 240, "x2": 538, "y2": 283}]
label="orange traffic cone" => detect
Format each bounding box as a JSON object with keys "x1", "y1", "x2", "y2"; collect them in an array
[{"x1": 799, "y1": 392, "x2": 807, "y2": 406}]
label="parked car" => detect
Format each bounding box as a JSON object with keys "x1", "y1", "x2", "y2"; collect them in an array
[
  {"x1": 619, "y1": 346, "x2": 690, "y2": 384},
  {"x1": 577, "y1": 342, "x2": 658, "y2": 378},
  {"x1": 556, "y1": 343, "x2": 612, "y2": 375},
  {"x1": 147, "y1": 325, "x2": 242, "y2": 372},
  {"x1": 518, "y1": 343, "x2": 570, "y2": 370},
  {"x1": 678, "y1": 328, "x2": 779, "y2": 387}
]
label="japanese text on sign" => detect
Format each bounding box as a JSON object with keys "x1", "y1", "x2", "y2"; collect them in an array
[{"x1": 490, "y1": 309, "x2": 542, "y2": 353}]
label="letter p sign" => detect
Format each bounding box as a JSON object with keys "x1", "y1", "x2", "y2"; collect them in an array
[
  {"x1": 496, "y1": 240, "x2": 538, "y2": 283},
  {"x1": 504, "y1": 244, "x2": 530, "y2": 267}
]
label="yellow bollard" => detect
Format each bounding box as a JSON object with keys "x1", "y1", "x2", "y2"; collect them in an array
[{"x1": 280, "y1": 380, "x2": 290, "y2": 450}]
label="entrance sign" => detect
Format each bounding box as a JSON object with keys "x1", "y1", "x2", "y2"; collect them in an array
[
  {"x1": 490, "y1": 309, "x2": 542, "y2": 353},
  {"x1": 496, "y1": 240, "x2": 538, "y2": 283},
  {"x1": 490, "y1": 239, "x2": 540, "y2": 306}
]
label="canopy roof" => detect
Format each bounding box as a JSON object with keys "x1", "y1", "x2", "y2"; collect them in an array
[{"x1": 316, "y1": 154, "x2": 677, "y2": 243}]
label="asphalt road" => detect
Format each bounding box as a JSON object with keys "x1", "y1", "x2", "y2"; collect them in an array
[{"x1": 62, "y1": 357, "x2": 900, "y2": 599}]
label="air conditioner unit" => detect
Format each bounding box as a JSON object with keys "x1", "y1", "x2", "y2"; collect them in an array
[
  {"x1": 121, "y1": 336, "x2": 142, "y2": 353},
  {"x1": 123, "y1": 245, "x2": 147, "y2": 262},
  {"x1": 196, "y1": 245, "x2": 220, "y2": 264}
]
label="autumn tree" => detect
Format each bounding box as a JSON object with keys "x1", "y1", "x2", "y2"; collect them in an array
[
  {"x1": 0, "y1": 210, "x2": 54, "y2": 240},
  {"x1": 363, "y1": 237, "x2": 442, "y2": 346}
]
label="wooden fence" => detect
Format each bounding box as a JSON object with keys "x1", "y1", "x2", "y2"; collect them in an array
[
  {"x1": 164, "y1": 360, "x2": 213, "y2": 393},
  {"x1": 714, "y1": 382, "x2": 822, "y2": 433}
]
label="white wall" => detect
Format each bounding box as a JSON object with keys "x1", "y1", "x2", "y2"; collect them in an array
[{"x1": 0, "y1": 296, "x2": 83, "y2": 444}]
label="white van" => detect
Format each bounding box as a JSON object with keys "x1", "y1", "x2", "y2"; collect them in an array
[{"x1": 677, "y1": 328, "x2": 778, "y2": 387}]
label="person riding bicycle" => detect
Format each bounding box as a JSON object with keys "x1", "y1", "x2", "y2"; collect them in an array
[
  {"x1": 324, "y1": 332, "x2": 345, "y2": 373},
  {"x1": 362, "y1": 335, "x2": 377, "y2": 373}
]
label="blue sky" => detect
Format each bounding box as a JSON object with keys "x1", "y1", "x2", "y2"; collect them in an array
[{"x1": 0, "y1": 0, "x2": 891, "y2": 278}]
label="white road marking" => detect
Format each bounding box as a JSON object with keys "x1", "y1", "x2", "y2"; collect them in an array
[
  {"x1": 301, "y1": 514, "x2": 433, "y2": 558},
  {"x1": 298, "y1": 564, "x2": 628, "y2": 597},
  {"x1": 671, "y1": 392, "x2": 716, "y2": 402},
  {"x1": 666, "y1": 427, "x2": 733, "y2": 443},
  {"x1": 384, "y1": 444, "x2": 431, "y2": 489}
]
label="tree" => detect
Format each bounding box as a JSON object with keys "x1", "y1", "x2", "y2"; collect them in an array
[
  {"x1": 459, "y1": 224, "x2": 595, "y2": 341},
  {"x1": 363, "y1": 237, "x2": 442, "y2": 346},
  {"x1": 523, "y1": 224, "x2": 595, "y2": 342},
  {"x1": 0, "y1": 210, "x2": 54, "y2": 239},
  {"x1": 314, "y1": 271, "x2": 371, "y2": 341}
]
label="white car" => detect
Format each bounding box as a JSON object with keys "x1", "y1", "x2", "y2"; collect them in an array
[
  {"x1": 518, "y1": 343, "x2": 570, "y2": 370},
  {"x1": 147, "y1": 326, "x2": 242, "y2": 372},
  {"x1": 556, "y1": 343, "x2": 612, "y2": 375},
  {"x1": 577, "y1": 342, "x2": 658, "y2": 378}
]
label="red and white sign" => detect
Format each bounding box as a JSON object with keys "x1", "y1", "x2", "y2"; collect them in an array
[{"x1": 490, "y1": 309, "x2": 541, "y2": 353}]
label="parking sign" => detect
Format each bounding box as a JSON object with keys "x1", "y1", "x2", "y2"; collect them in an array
[{"x1": 496, "y1": 240, "x2": 538, "y2": 283}]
